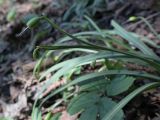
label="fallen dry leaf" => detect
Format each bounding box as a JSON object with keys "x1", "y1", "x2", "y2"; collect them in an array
[
  {"x1": 51, "y1": 107, "x2": 66, "y2": 114},
  {"x1": 0, "y1": 91, "x2": 27, "y2": 118},
  {"x1": 60, "y1": 111, "x2": 80, "y2": 120},
  {"x1": 16, "y1": 3, "x2": 33, "y2": 13},
  {"x1": 10, "y1": 85, "x2": 20, "y2": 101}
]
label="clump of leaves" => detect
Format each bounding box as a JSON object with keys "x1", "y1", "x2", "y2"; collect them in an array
[
  {"x1": 63, "y1": 0, "x2": 107, "y2": 21},
  {"x1": 28, "y1": 16, "x2": 160, "y2": 120},
  {"x1": 62, "y1": 0, "x2": 125, "y2": 22}
]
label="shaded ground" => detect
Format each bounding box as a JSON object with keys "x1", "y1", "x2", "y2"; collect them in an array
[{"x1": 0, "y1": 0, "x2": 160, "y2": 119}]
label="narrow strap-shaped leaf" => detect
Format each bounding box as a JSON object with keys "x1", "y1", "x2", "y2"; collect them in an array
[
  {"x1": 31, "y1": 107, "x2": 42, "y2": 120},
  {"x1": 38, "y1": 16, "x2": 159, "y2": 62},
  {"x1": 84, "y1": 15, "x2": 105, "y2": 37},
  {"x1": 41, "y1": 16, "x2": 94, "y2": 46},
  {"x1": 39, "y1": 51, "x2": 126, "y2": 81},
  {"x1": 139, "y1": 17, "x2": 160, "y2": 40},
  {"x1": 57, "y1": 30, "x2": 160, "y2": 49},
  {"x1": 111, "y1": 20, "x2": 157, "y2": 58},
  {"x1": 35, "y1": 52, "x2": 126, "y2": 106},
  {"x1": 37, "y1": 45, "x2": 160, "y2": 62}
]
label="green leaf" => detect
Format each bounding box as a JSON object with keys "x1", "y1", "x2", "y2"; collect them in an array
[
  {"x1": 68, "y1": 92, "x2": 100, "y2": 115},
  {"x1": 0, "y1": 0, "x2": 4, "y2": 5},
  {"x1": 31, "y1": 107, "x2": 42, "y2": 120},
  {"x1": 40, "y1": 69, "x2": 160, "y2": 109},
  {"x1": 7, "y1": 8, "x2": 16, "y2": 22},
  {"x1": 50, "y1": 113, "x2": 61, "y2": 120},
  {"x1": 138, "y1": 17, "x2": 160, "y2": 40},
  {"x1": 39, "y1": 51, "x2": 125, "y2": 85},
  {"x1": 102, "y1": 82, "x2": 160, "y2": 120},
  {"x1": 79, "y1": 105, "x2": 98, "y2": 120},
  {"x1": 45, "y1": 112, "x2": 52, "y2": 120},
  {"x1": 0, "y1": 117, "x2": 13, "y2": 120},
  {"x1": 111, "y1": 20, "x2": 157, "y2": 58},
  {"x1": 80, "y1": 79, "x2": 108, "y2": 92},
  {"x1": 31, "y1": 17, "x2": 160, "y2": 120},
  {"x1": 107, "y1": 75, "x2": 136, "y2": 96},
  {"x1": 67, "y1": 92, "x2": 124, "y2": 120},
  {"x1": 84, "y1": 15, "x2": 105, "y2": 37},
  {"x1": 99, "y1": 97, "x2": 124, "y2": 120},
  {"x1": 40, "y1": 16, "x2": 160, "y2": 62},
  {"x1": 33, "y1": 57, "x2": 44, "y2": 78}
]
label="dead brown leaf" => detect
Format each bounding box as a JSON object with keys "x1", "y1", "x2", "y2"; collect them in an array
[
  {"x1": 10, "y1": 85, "x2": 20, "y2": 101},
  {"x1": 60, "y1": 111, "x2": 80, "y2": 120},
  {"x1": 16, "y1": 3, "x2": 33, "y2": 13},
  {"x1": 0, "y1": 91, "x2": 27, "y2": 118},
  {"x1": 51, "y1": 106, "x2": 66, "y2": 114}
]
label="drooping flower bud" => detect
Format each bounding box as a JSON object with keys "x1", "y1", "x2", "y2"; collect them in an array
[
  {"x1": 128, "y1": 16, "x2": 137, "y2": 22},
  {"x1": 27, "y1": 17, "x2": 41, "y2": 29},
  {"x1": 7, "y1": 8, "x2": 16, "y2": 22}
]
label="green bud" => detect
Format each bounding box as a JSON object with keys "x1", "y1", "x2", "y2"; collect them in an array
[
  {"x1": 7, "y1": 8, "x2": 16, "y2": 22},
  {"x1": 128, "y1": 16, "x2": 137, "y2": 22},
  {"x1": 54, "y1": 56, "x2": 59, "y2": 61},
  {"x1": 27, "y1": 17, "x2": 40, "y2": 29},
  {"x1": 44, "y1": 112, "x2": 52, "y2": 120},
  {"x1": 0, "y1": 0, "x2": 4, "y2": 5}
]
